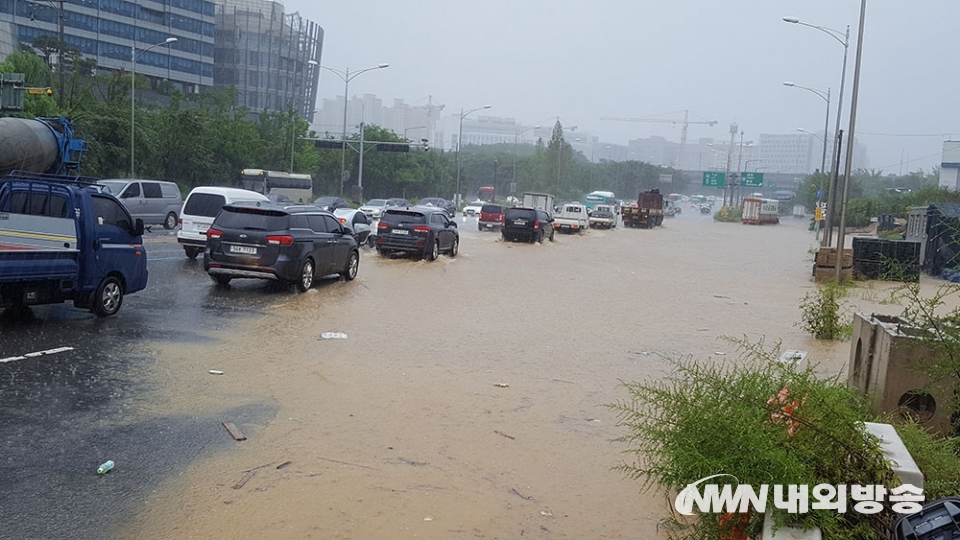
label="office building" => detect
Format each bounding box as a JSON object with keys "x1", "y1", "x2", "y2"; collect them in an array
[
  {"x1": 214, "y1": 0, "x2": 322, "y2": 119},
  {"x1": 0, "y1": 0, "x2": 215, "y2": 95}
]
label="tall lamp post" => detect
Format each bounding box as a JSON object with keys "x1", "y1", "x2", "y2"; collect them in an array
[
  {"x1": 131, "y1": 37, "x2": 177, "y2": 177},
  {"x1": 320, "y1": 63, "x2": 390, "y2": 196},
  {"x1": 783, "y1": 16, "x2": 850, "y2": 248},
  {"x1": 783, "y1": 82, "x2": 831, "y2": 174},
  {"x1": 456, "y1": 104, "x2": 491, "y2": 205},
  {"x1": 836, "y1": 0, "x2": 867, "y2": 282},
  {"x1": 512, "y1": 125, "x2": 540, "y2": 195}
]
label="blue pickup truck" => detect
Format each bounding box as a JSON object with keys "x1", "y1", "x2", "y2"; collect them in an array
[{"x1": 0, "y1": 172, "x2": 148, "y2": 317}]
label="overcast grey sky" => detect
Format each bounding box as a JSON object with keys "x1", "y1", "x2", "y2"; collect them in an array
[{"x1": 282, "y1": 0, "x2": 956, "y2": 174}]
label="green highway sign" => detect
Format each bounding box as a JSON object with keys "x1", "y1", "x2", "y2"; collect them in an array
[
  {"x1": 702, "y1": 171, "x2": 725, "y2": 187},
  {"x1": 741, "y1": 172, "x2": 764, "y2": 187}
]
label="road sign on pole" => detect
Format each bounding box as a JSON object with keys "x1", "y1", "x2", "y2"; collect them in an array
[
  {"x1": 741, "y1": 172, "x2": 764, "y2": 187},
  {"x1": 702, "y1": 171, "x2": 726, "y2": 187}
]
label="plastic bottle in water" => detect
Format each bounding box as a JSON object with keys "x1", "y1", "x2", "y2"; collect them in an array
[{"x1": 97, "y1": 460, "x2": 114, "y2": 475}]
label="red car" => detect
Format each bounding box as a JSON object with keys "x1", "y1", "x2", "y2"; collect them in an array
[{"x1": 478, "y1": 204, "x2": 504, "y2": 231}]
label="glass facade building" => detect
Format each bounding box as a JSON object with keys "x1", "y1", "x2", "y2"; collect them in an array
[
  {"x1": 0, "y1": 0, "x2": 215, "y2": 93},
  {"x1": 214, "y1": 0, "x2": 321, "y2": 120}
]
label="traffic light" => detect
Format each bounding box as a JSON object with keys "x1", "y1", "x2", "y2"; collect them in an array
[
  {"x1": 315, "y1": 140, "x2": 344, "y2": 149},
  {"x1": 420, "y1": 138, "x2": 429, "y2": 151},
  {"x1": 376, "y1": 143, "x2": 409, "y2": 152}
]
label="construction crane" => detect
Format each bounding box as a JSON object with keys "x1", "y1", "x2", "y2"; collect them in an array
[{"x1": 600, "y1": 110, "x2": 717, "y2": 171}]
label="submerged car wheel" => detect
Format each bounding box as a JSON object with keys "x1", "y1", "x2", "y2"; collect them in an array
[
  {"x1": 450, "y1": 237, "x2": 459, "y2": 257},
  {"x1": 549, "y1": 229, "x2": 555, "y2": 242},
  {"x1": 92, "y1": 276, "x2": 123, "y2": 317},
  {"x1": 184, "y1": 246, "x2": 201, "y2": 260},
  {"x1": 163, "y1": 212, "x2": 178, "y2": 230},
  {"x1": 426, "y1": 240, "x2": 439, "y2": 261},
  {"x1": 342, "y1": 250, "x2": 359, "y2": 281},
  {"x1": 212, "y1": 274, "x2": 231, "y2": 287},
  {"x1": 297, "y1": 258, "x2": 315, "y2": 292}
]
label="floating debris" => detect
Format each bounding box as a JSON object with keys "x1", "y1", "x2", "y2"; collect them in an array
[
  {"x1": 208, "y1": 370, "x2": 224, "y2": 375},
  {"x1": 320, "y1": 332, "x2": 348, "y2": 340}
]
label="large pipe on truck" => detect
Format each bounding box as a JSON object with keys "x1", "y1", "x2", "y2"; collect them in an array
[{"x1": 0, "y1": 117, "x2": 85, "y2": 176}]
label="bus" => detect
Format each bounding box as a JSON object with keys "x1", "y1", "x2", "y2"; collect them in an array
[
  {"x1": 478, "y1": 186, "x2": 496, "y2": 202},
  {"x1": 238, "y1": 169, "x2": 313, "y2": 203},
  {"x1": 584, "y1": 190, "x2": 616, "y2": 210}
]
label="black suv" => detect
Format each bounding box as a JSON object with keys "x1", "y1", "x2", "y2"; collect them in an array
[
  {"x1": 376, "y1": 206, "x2": 459, "y2": 261},
  {"x1": 204, "y1": 202, "x2": 359, "y2": 292},
  {"x1": 501, "y1": 207, "x2": 554, "y2": 243}
]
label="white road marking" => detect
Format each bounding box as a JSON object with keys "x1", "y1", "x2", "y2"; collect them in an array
[{"x1": 0, "y1": 346, "x2": 75, "y2": 363}]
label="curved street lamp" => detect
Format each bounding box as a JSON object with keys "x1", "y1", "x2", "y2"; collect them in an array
[
  {"x1": 783, "y1": 81, "x2": 831, "y2": 174},
  {"x1": 455, "y1": 104, "x2": 491, "y2": 204},
  {"x1": 320, "y1": 63, "x2": 390, "y2": 196},
  {"x1": 131, "y1": 37, "x2": 177, "y2": 177},
  {"x1": 783, "y1": 15, "x2": 850, "y2": 248}
]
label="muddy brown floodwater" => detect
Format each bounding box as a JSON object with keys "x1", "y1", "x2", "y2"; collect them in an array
[{"x1": 122, "y1": 211, "x2": 919, "y2": 539}]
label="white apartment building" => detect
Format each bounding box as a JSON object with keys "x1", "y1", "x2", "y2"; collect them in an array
[{"x1": 939, "y1": 140, "x2": 960, "y2": 189}]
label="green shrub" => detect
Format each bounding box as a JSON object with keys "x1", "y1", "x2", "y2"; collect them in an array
[
  {"x1": 610, "y1": 340, "x2": 893, "y2": 539},
  {"x1": 894, "y1": 421, "x2": 960, "y2": 500},
  {"x1": 798, "y1": 280, "x2": 852, "y2": 340},
  {"x1": 845, "y1": 198, "x2": 875, "y2": 228}
]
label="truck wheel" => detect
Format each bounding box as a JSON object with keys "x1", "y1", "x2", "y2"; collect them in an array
[
  {"x1": 163, "y1": 212, "x2": 178, "y2": 230},
  {"x1": 92, "y1": 276, "x2": 123, "y2": 317},
  {"x1": 184, "y1": 246, "x2": 201, "y2": 260}
]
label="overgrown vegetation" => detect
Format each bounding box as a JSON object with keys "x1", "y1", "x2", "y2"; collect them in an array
[
  {"x1": 894, "y1": 421, "x2": 960, "y2": 500},
  {"x1": 610, "y1": 339, "x2": 894, "y2": 539},
  {"x1": 798, "y1": 280, "x2": 852, "y2": 340},
  {"x1": 713, "y1": 206, "x2": 742, "y2": 222}
]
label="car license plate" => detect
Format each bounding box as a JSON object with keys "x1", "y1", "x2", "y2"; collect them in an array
[
  {"x1": 392, "y1": 229, "x2": 409, "y2": 235},
  {"x1": 486, "y1": 223, "x2": 494, "y2": 228},
  {"x1": 229, "y1": 245, "x2": 257, "y2": 254},
  {"x1": 514, "y1": 220, "x2": 527, "y2": 225}
]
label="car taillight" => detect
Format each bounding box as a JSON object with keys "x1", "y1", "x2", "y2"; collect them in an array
[
  {"x1": 266, "y1": 235, "x2": 294, "y2": 246},
  {"x1": 178, "y1": 218, "x2": 183, "y2": 226},
  {"x1": 533, "y1": 220, "x2": 540, "y2": 230},
  {"x1": 378, "y1": 221, "x2": 389, "y2": 229},
  {"x1": 412, "y1": 225, "x2": 430, "y2": 234},
  {"x1": 206, "y1": 228, "x2": 223, "y2": 239},
  {"x1": 500, "y1": 215, "x2": 505, "y2": 224}
]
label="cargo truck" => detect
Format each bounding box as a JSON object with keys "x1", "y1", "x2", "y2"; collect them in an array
[
  {"x1": 742, "y1": 198, "x2": 780, "y2": 225},
  {"x1": 521, "y1": 192, "x2": 555, "y2": 218},
  {"x1": 0, "y1": 118, "x2": 148, "y2": 317},
  {"x1": 621, "y1": 189, "x2": 664, "y2": 228}
]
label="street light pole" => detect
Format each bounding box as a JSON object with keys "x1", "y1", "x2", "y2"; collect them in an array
[
  {"x1": 320, "y1": 63, "x2": 389, "y2": 196},
  {"x1": 783, "y1": 82, "x2": 831, "y2": 174},
  {"x1": 131, "y1": 37, "x2": 177, "y2": 178},
  {"x1": 456, "y1": 104, "x2": 491, "y2": 205},
  {"x1": 836, "y1": 0, "x2": 867, "y2": 282},
  {"x1": 784, "y1": 16, "x2": 850, "y2": 248}
]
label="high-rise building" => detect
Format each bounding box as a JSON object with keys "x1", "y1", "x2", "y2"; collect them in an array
[
  {"x1": 0, "y1": 0, "x2": 215, "y2": 95},
  {"x1": 214, "y1": 0, "x2": 322, "y2": 119}
]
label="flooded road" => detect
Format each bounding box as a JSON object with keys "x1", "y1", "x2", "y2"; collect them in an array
[{"x1": 112, "y1": 212, "x2": 901, "y2": 539}]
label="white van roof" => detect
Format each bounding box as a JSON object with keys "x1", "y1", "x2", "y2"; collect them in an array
[{"x1": 186, "y1": 186, "x2": 269, "y2": 200}]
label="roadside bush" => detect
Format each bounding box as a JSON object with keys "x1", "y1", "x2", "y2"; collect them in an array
[
  {"x1": 845, "y1": 198, "x2": 875, "y2": 228},
  {"x1": 714, "y1": 206, "x2": 741, "y2": 222},
  {"x1": 894, "y1": 420, "x2": 960, "y2": 500},
  {"x1": 610, "y1": 339, "x2": 893, "y2": 539},
  {"x1": 798, "y1": 280, "x2": 852, "y2": 340}
]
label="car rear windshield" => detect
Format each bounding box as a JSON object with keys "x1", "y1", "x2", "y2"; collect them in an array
[
  {"x1": 504, "y1": 208, "x2": 536, "y2": 221},
  {"x1": 381, "y1": 210, "x2": 426, "y2": 224},
  {"x1": 184, "y1": 193, "x2": 227, "y2": 217},
  {"x1": 214, "y1": 207, "x2": 289, "y2": 230},
  {"x1": 481, "y1": 204, "x2": 503, "y2": 213}
]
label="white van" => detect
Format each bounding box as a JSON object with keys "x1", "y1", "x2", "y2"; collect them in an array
[
  {"x1": 177, "y1": 186, "x2": 269, "y2": 259},
  {"x1": 99, "y1": 179, "x2": 183, "y2": 229}
]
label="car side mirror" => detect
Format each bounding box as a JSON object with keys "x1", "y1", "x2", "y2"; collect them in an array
[
  {"x1": 134, "y1": 218, "x2": 144, "y2": 236},
  {"x1": 449, "y1": 221, "x2": 457, "y2": 228}
]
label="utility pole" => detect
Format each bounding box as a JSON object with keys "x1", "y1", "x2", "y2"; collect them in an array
[{"x1": 58, "y1": 0, "x2": 64, "y2": 109}]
